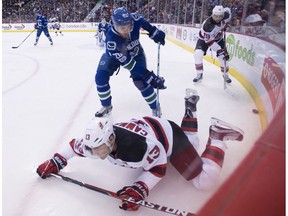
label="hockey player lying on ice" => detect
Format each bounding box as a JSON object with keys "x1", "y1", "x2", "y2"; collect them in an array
[{"x1": 37, "y1": 89, "x2": 244, "y2": 211}]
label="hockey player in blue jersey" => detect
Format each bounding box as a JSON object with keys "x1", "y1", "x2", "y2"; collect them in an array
[
  {"x1": 95, "y1": 18, "x2": 110, "y2": 46},
  {"x1": 95, "y1": 7, "x2": 166, "y2": 117},
  {"x1": 98, "y1": 18, "x2": 110, "y2": 36},
  {"x1": 34, "y1": 9, "x2": 53, "y2": 46}
]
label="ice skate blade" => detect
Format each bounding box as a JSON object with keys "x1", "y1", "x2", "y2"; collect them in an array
[{"x1": 210, "y1": 117, "x2": 244, "y2": 135}]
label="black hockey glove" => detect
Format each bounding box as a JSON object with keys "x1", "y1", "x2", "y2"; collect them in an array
[
  {"x1": 144, "y1": 70, "x2": 166, "y2": 89},
  {"x1": 216, "y1": 48, "x2": 229, "y2": 61},
  {"x1": 149, "y1": 26, "x2": 165, "y2": 45}
]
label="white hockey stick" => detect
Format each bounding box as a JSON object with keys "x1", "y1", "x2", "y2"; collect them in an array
[{"x1": 50, "y1": 173, "x2": 195, "y2": 216}]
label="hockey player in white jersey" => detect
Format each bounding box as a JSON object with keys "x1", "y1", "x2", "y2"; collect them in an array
[
  {"x1": 36, "y1": 89, "x2": 244, "y2": 211},
  {"x1": 50, "y1": 18, "x2": 63, "y2": 36},
  {"x1": 193, "y1": 5, "x2": 232, "y2": 83}
]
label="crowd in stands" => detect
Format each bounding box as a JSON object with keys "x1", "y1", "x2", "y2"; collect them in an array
[{"x1": 2, "y1": 0, "x2": 285, "y2": 44}]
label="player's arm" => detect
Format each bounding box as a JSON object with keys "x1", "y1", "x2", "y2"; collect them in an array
[
  {"x1": 36, "y1": 138, "x2": 95, "y2": 179},
  {"x1": 42, "y1": 16, "x2": 48, "y2": 28},
  {"x1": 106, "y1": 34, "x2": 165, "y2": 89},
  {"x1": 223, "y1": 7, "x2": 232, "y2": 23},
  {"x1": 135, "y1": 13, "x2": 165, "y2": 45},
  {"x1": 117, "y1": 141, "x2": 167, "y2": 211}
]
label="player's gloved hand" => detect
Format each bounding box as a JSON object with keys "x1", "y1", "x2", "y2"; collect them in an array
[
  {"x1": 34, "y1": 23, "x2": 38, "y2": 29},
  {"x1": 216, "y1": 48, "x2": 229, "y2": 61},
  {"x1": 223, "y1": 23, "x2": 231, "y2": 31},
  {"x1": 144, "y1": 70, "x2": 166, "y2": 89},
  {"x1": 36, "y1": 153, "x2": 67, "y2": 179},
  {"x1": 149, "y1": 26, "x2": 165, "y2": 45},
  {"x1": 117, "y1": 181, "x2": 149, "y2": 211}
]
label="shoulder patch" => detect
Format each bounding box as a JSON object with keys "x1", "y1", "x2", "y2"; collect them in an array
[{"x1": 107, "y1": 41, "x2": 116, "y2": 50}]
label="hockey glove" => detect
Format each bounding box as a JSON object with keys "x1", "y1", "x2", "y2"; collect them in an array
[
  {"x1": 34, "y1": 23, "x2": 38, "y2": 29},
  {"x1": 149, "y1": 26, "x2": 165, "y2": 45},
  {"x1": 216, "y1": 48, "x2": 229, "y2": 61},
  {"x1": 117, "y1": 181, "x2": 149, "y2": 211},
  {"x1": 36, "y1": 153, "x2": 67, "y2": 179},
  {"x1": 144, "y1": 70, "x2": 166, "y2": 89}
]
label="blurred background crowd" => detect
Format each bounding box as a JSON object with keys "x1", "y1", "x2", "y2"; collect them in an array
[{"x1": 2, "y1": 0, "x2": 285, "y2": 45}]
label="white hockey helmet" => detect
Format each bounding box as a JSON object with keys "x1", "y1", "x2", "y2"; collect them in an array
[
  {"x1": 83, "y1": 117, "x2": 115, "y2": 151},
  {"x1": 212, "y1": 5, "x2": 225, "y2": 22}
]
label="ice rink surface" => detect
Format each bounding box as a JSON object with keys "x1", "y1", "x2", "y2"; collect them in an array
[{"x1": 3, "y1": 32, "x2": 262, "y2": 216}]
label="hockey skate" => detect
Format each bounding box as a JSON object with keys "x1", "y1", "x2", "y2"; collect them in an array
[
  {"x1": 209, "y1": 117, "x2": 244, "y2": 141},
  {"x1": 50, "y1": 41, "x2": 53, "y2": 46},
  {"x1": 223, "y1": 73, "x2": 232, "y2": 83},
  {"x1": 95, "y1": 105, "x2": 113, "y2": 117},
  {"x1": 184, "y1": 88, "x2": 200, "y2": 118},
  {"x1": 193, "y1": 73, "x2": 203, "y2": 83},
  {"x1": 34, "y1": 42, "x2": 37, "y2": 46}
]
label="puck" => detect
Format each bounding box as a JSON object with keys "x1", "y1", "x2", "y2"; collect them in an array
[{"x1": 252, "y1": 109, "x2": 259, "y2": 114}]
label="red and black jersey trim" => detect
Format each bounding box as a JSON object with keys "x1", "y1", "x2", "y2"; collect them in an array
[
  {"x1": 143, "y1": 117, "x2": 169, "y2": 153},
  {"x1": 149, "y1": 164, "x2": 167, "y2": 178}
]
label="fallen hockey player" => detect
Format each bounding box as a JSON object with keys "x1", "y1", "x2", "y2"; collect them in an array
[{"x1": 36, "y1": 88, "x2": 244, "y2": 211}]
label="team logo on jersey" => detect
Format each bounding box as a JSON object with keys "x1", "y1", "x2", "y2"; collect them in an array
[
  {"x1": 85, "y1": 134, "x2": 90, "y2": 140},
  {"x1": 107, "y1": 41, "x2": 116, "y2": 50}
]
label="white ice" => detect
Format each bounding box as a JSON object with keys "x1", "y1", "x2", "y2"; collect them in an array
[{"x1": 3, "y1": 32, "x2": 262, "y2": 216}]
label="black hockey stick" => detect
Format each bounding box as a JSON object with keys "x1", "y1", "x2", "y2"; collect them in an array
[
  {"x1": 50, "y1": 173, "x2": 195, "y2": 216},
  {"x1": 156, "y1": 42, "x2": 161, "y2": 117},
  {"x1": 12, "y1": 29, "x2": 36, "y2": 49},
  {"x1": 223, "y1": 30, "x2": 227, "y2": 90}
]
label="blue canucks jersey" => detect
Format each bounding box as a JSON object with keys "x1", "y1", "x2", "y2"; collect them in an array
[
  {"x1": 36, "y1": 15, "x2": 48, "y2": 29},
  {"x1": 98, "y1": 22, "x2": 110, "y2": 34},
  {"x1": 105, "y1": 12, "x2": 156, "y2": 76}
]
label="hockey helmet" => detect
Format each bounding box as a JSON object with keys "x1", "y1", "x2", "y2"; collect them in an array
[
  {"x1": 83, "y1": 117, "x2": 115, "y2": 152},
  {"x1": 34, "y1": 9, "x2": 42, "y2": 15},
  {"x1": 212, "y1": 5, "x2": 224, "y2": 22},
  {"x1": 111, "y1": 7, "x2": 133, "y2": 36}
]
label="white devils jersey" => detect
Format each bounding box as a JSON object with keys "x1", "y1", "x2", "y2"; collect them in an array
[
  {"x1": 199, "y1": 7, "x2": 231, "y2": 47},
  {"x1": 51, "y1": 22, "x2": 60, "y2": 29},
  {"x1": 68, "y1": 116, "x2": 175, "y2": 189}
]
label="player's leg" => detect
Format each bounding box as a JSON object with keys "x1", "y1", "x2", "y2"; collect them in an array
[
  {"x1": 192, "y1": 118, "x2": 244, "y2": 190},
  {"x1": 95, "y1": 53, "x2": 119, "y2": 117},
  {"x1": 180, "y1": 88, "x2": 200, "y2": 150},
  {"x1": 217, "y1": 39, "x2": 231, "y2": 83},
  {"x1": 131, "y1": 53, "x2": 159, "y2": 116},
  {"x1": 43, "y1": 28, "x2": 53, "y2": 45},
  {"x1": 193, "y1": 40, "x2": 207, "y2": 82},
  {"x1": 169, "y1": 120, "x2": 203, "y2": 180},
  {"x1": 34, "y1": 29, "x2": 42, "y2": 46}
]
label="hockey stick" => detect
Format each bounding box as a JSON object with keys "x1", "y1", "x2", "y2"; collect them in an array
[
  {"x1": 50, "y1": 173, "x2": 195, "y2": 216},
  {"x1": 156, "y1": 43, "x2": 161, "y2": 117},
  {"x1": 12, "y1": 29, "x2": 36, "y2": 49},
  {"x1": 223, "y1": 30, "x2": 227, "y2": 90},
  {"x1": 222, "y1": 30, "x2": 238, "y2": 99}
]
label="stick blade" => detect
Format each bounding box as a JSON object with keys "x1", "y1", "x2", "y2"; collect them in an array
[{"x1": 12, "y1": 46, "x2": 18, "y2": 49}]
